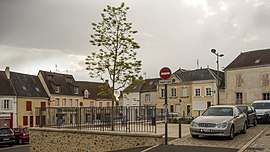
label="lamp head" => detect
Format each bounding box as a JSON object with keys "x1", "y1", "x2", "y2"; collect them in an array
[
  {"x1": 211, "y1": 49, "x2": 216, "y2": 54},
  {"x1": 219, "y1": 54, "x2": 224, "y2": 57}
]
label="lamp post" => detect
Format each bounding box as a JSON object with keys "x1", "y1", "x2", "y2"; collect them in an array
[{"x1": 211, "y1": 49, "x2": 224, "y2": 105}]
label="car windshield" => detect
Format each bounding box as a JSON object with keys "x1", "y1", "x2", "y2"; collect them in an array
[
  {"x1": 202, "y1": 107, "x2": 233, "y2": 116},
  {"x1": 252, "y1": 103, "x2": 270, "y2": 109},
  {"x1": 0, "y1": 128, "x2": 12, "y2": 134}
]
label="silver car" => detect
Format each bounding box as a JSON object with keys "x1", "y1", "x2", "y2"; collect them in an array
[{"x1": 190, "y1": 105, "x2": 247, "y2": 139}]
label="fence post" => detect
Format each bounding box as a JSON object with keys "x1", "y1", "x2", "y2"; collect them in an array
[{"x1": 178, "y1": 118, "x2": 181, "y2": 138}]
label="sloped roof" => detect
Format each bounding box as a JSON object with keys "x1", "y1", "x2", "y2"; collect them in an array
[
  {"x1": 174, "y1": 68, "x2": 222, "y2": 81},
  {"x1": 224, "y1": 48, "x2": 270, "y2": 70},
  {"x1": 10, "y1": 72, "x2": 48, "y2": 98},
  {"x1": 39, "y1": 70, "x2": 80, "y2": 96},
  {"x1": 0, "y1": 71, "x2": 16, "y2": 96},
  {"x1": 76, "y1": 81, "x2": 111, "y2": 100},
  {"x1": 140, "y1": 78, "x2": 160, "y2": 93},
  {"x1": 123, "y1": 82, "x2": 143, "y2": 93}
]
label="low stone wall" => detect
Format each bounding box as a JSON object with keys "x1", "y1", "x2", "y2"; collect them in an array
[{"x1": 30, "y1": 128, "x2": 164, "y2": 152}]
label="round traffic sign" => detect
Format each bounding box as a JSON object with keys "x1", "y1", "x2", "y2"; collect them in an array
[{"x1": 159, "y1": 67, "x2": 171, "y2": 80}]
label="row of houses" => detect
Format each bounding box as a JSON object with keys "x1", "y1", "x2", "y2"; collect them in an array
[
  {"x1": 1, "y1": 48, "x2": 270, "y2": 128},
  {"x1": 0, "y1": 68, "x2": 111, "y2": 128},
  {"x1": 120, "y1": 48, "x2": 270, "y2": 118}
]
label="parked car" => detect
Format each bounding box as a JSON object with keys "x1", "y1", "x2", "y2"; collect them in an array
[
  {"x1": 236, "y1": 105, "x2": 257, "y2": 127},
  {"x1": 0, "y1": 128, "x2": 15, "y2": 146},
  {"x1": 190, "y1": 105, "x2": 247, "y2": 140},
  {"x1": 13, "y1": 127, "x2": 29, "y2": 144},
  {"x1": 252, "y1": 100, "x2": 270, "y2": 123}
]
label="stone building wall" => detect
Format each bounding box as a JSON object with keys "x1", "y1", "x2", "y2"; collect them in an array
[{"x1": 30, "y1": 128, "x2": 163, "y2": 152}]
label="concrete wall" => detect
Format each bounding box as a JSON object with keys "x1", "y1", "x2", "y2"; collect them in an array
[{"x1": 30, "y1": 128, "x2": 163, "y2": 152}]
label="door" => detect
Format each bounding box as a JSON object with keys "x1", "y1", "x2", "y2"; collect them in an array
[
  {"x1": 176, "y1": 104, "x2": 181, "y2": 116},
  {"x1": 30, "y1": 116, "x2": 33, "y2": 127}
]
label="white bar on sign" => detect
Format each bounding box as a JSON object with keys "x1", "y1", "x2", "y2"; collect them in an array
[{"x1": 160, "y1": 72, "x2": 171, "y2": 75}]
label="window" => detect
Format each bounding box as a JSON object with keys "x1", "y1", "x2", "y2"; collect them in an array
[
  {"x1": 90, "y1": 101, "x2": 94, "y2": 107},
  {"x1": 262, "y1": 74, "x2": 269, "y2": 87},
  {"x1": 84, "y1": 90, "x2": 89, "y2": 98},
  {"x1": 74, "y1": 87, "x2": 79, "y2": 95},
  {"x1": 26, "y1": 101, "x2": 32, "y2": 111},
  {"x1": 36, "y1": 116, "x2": 40, "y2": 126},
  {"x1": 99, "y1": 102, "x2": 102, "y2": 107},
  {"x1": 106, "y1": 102, "x2": 110, "y2": 107},
  {"x1": 23, "y1": 116, "x2": 28, "y2": 126},
  {"x1": 66, "y1": 77, "x2": 72, "y2": 82},
  {"x1": 182, "y1": 87, "x2": 188, "y2": 97},
  {"x1": 41, "y1": 102, "x2": 46, "y2": 111},
  {"x1": 206, "y1": 88, "x2": 212, "y2": 96},
  {"x1": 145, "y1": 94, "x2": 150, "y2": 103},
  {"x1": 170, "y1": 105, "x2": 174, "y2": 112},
  {"x1": 195, "y1": 88, "x2": 201, "y2": 96},
  {"x1": 263, "y1": 93, "x2": 270, "y2": 100},
  {"x1": 236, "y1": 74, "x2": 243, "y2": 87},
  {"x1": 55, "y1": 98, "x2": 59, "y2": 107},
  {"x1": 62, "y1": 99, "x2": 66, "y2": 107},
  {"x1": 48, "y1": 75, "x2": 53, "y2": 80},
  {"x1": 2, "y1": 99, "x2": 11, "y2": 110},
  {"x1": 161, "y1": 89, "x2": 165, "y2": 98},
  {"x1": 171, "y1": 88, "x2": 177, "y2": 98},
  {"x1": 236, "y1": 92, "x2": 243, "y2": 104},
  {"x1": 75, "y1": 99, "x2": 79, "y2": 107},
  {"x1": 68, "y1": 99, "x2": 72, "y2": 107},
  {"x1": 55, "y1": 86, "x2": 60, "y2": 93},
  {"x1": 207, "y1": 101, "x2": 212, "y2": 108}
]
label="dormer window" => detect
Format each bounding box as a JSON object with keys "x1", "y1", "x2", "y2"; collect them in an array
[
  {"x1": 84, "y1": 90, "x2": 89, "y2": 98},
  {"x1": 55, "y1": 86, "x2": 60, "y2": 93},
  {"x1": 255, "y1": 59, "x2": 261, "y2": 64},
  {"x1": 66, "y1": 77, "x2": 72, "y2": 82},
  {"x1": 74, "y1": 87, "x2": 79, "y2": 95},
  {"x1": 48, "y1": 75, "x2": 53, "y2": 80}
]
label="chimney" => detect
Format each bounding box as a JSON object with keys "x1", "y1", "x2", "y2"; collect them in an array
[{"x1": 5, "y1": 67, "x2": 10, "y2": 79}]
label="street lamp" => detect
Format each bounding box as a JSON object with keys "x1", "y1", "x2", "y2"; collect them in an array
[{"x1": 211, "y1": 49, "x2": 224, "y2": 105}]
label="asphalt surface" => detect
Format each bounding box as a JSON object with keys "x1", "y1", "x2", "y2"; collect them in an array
[{"x1": 109, "y1": 145, "x2": 238, "y2": 152}]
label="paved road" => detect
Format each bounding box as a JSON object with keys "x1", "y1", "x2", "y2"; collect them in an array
[{"x1": 0, "y1": 144, "x2": 29, "y2": 152}]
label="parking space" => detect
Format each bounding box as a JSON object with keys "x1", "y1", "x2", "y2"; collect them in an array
[{"x1": 169, "y1": 124, "x2": 269, "y2": 149}]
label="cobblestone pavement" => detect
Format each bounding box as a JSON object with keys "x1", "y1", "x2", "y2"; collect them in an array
[
  {"x1": 169, "y1": 124, "x2": 269, "y2": 150},
  {"x1": 243, "y1": 125, "x2": 270, "y2": 152}
]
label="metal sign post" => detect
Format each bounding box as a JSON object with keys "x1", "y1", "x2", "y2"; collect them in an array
[{"x1": 159, "y1": 67, "x2": 171, "y2": 145}]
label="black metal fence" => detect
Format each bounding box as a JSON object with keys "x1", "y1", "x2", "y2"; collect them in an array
[{"x1": 35, "y1": 106, "x2": 158, "y2": 133}]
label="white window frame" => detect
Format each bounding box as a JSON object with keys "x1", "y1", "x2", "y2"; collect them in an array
[
  {"x1": 75, "y1": 99, "x2": 79, "y2": 107},
  {"x1": 74, "y1": 87, "x2": 79, "y2": 95},
  {"x1": 68, "y1": 99, "x2": 72, "y2": 107},
  {"x1": 182, "y1": 87, "x2": 188, "y2": 97},
  {"x1": 90, "y1": 101, "x2": 94, "y2": 107},
  {"x1": 99, "y1": 102, "x2": 102, "y2": 107},
  {"x1": 106, "y1": 102, "x2": 110, "y2": 107},
  {"x1": 84, "y1": 90, "x2": 89, "y2": 98},
  {"x1": 171, "y1": 88, "x2": 177, "y2": 97},
  {"x1": 161, "y1": 88, "x2": 165, "y2": 98},
  {"x1": 195, "y1": 87, "x2": 201, "y2": 97},
  {"x1": 62, "y1": 99, "x2": 66, "y2": 107},
  {"x1": 145, "y1": 94, "x2": 150, "y2": 103},
  {"x1": 55, "y1": 98, "x2": 59, "y2": 107},
  {"x1": 55, "y1": 86, "x2": 60, "y2": 93},
  {"x1": 205, "y1": 87, "x2": 212, "y2": 96},
  {"x1": 2, "y1": 99, "x2": 12, "y2": 110}
]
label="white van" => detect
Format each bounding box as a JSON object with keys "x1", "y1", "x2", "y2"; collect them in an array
[{"x1": 251, "y1": 100, "x2": 270, "y2": 123}]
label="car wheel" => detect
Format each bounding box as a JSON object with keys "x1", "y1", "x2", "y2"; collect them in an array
[
  {"x1": 228, "y1": 125, "x2": 234, "y2": 140},
  {"x1": 191, "y1": 134, "x2": 199, "y2": 138},
  {"x1": 241, "y1": 122, "x2": 247, "y2": 134},
  {"x1": 253, "y1": 118, "x2": 257, "y2": 126},
  {"x1": 18, "y1": 139, "x2": 23, "y2": 145}
]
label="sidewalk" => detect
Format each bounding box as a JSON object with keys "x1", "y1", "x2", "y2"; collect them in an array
[{"x1": 241, "y1": 125, "x2": 270, "y2": 152}]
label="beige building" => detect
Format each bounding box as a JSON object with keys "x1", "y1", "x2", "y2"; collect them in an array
[
  {"x1": 157, "y1": 68, "x2": 224, "y2": 117},
  {"x1": 224, "y1": 49, "x2": 270, "y2": 105}
]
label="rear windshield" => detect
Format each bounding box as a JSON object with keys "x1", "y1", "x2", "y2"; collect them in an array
[
  {"x1": 0, "y1": 128, "x2": 12, "y2": 134},
  {"x1": 252, "y1": 103, "x2": 270, "y2": 109},
  {"x1": 202, "y1": 107, "x2": 233, "y2": 116}
]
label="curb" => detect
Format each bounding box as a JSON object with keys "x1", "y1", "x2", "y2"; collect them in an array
[{"x1": 237, "y1": 125, "x2": 269, "y2": 152}]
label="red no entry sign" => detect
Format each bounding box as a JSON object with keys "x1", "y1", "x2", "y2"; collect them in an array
[{"x1": 159, "y1": 67, "x2": 171, "y2": 80}]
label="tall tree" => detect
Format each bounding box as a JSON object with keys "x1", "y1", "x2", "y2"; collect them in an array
[{"x1": 86, "y1": 3, "x2": 142, "y2": 130}]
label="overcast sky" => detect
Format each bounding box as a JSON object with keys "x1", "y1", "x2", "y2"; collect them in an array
[{"x1": 1, "y1": 0, "x2": 270, "y2": 82}]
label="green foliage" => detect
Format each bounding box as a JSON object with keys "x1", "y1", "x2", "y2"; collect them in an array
[{"x1": 86, "y1": 2, "x2": 142, "y2": 99}]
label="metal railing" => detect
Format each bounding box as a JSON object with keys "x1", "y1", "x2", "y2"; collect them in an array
[{"x1": 35, "y1": 106, "x2": 158, "y2": 133}]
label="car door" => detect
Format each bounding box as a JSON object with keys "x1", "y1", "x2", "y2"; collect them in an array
[
  {"x1": 247, "y1": 106, "x2": 254, "y2": 124},
  {"x1": 234, "y1": 107, "x2": 245, "y2": 132}
]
